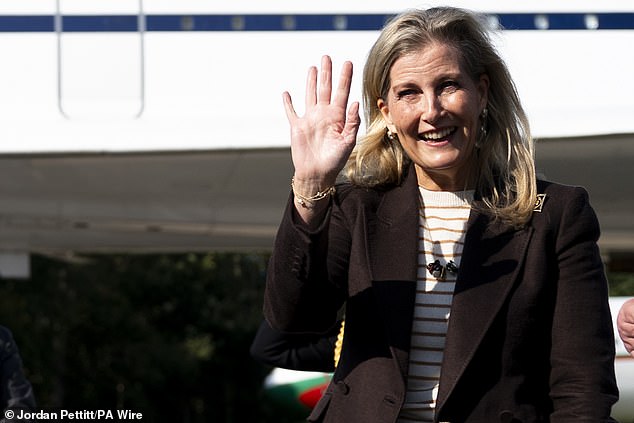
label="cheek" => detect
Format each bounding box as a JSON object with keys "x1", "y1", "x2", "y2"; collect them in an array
[
  {"x1": 448, "y1": 98, "x2": 480, "y2": 130},
  {"x1": 446, "y1": 94, "x2": 475, "y2": 114},
  {"x1": 390, "y1": 104, "x2": 420, "y2": 127}
]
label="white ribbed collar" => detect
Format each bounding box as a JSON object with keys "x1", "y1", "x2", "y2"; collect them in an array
[{"x1": 418, "y1": 186, "x2": 474, "y2": 207}]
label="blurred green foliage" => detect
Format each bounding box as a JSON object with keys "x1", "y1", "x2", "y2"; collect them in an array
[
  {"x1": 0, "y1": 253, "x2": 304, "y2": 423},
  {"x1": 608, "y1": 272, "x2": 634, "y2": 296}
]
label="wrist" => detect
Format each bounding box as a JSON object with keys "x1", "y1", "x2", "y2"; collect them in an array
[{"x1": 291, "y1": 176, "x2": 336, "y2": 209}]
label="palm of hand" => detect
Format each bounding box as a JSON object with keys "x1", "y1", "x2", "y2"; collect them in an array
[{"x1": 283, "y1": 56, "x2": 360, "y2": 184}]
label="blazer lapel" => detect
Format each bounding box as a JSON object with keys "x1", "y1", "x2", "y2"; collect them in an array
[
  {"x1": 365, "y1": 167, "x2": 420, "y2": 379},
  {"x1": 436, "y1": 206, "x2": 534, "y2": 412},
  {"x1": 366, "y1": 168, "x2": 420, "y2": 283}
]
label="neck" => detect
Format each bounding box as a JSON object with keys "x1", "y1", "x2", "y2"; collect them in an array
[{"x1": 414, "y1": 165, "x2": 475, "y2": 192}]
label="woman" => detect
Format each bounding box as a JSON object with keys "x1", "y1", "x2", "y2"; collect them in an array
[{"x1": 263, "y1": 7, "x2": 618, "y2": 422}]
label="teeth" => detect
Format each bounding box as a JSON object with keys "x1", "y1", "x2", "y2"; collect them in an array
[{"x1": 421, "y1": 127, "x2": 454, "y2": 140}]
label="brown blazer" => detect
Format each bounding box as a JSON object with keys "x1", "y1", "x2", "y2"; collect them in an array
[{"x1": 264, "y1": 164, "x2": 618, "y2": 423}]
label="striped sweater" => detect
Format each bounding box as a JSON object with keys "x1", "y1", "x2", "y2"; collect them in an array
[{"x1": 397, "y1": 187, "x2": 473, "y2": 423}]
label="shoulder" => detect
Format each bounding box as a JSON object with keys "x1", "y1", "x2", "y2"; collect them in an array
[
  {"x1": 535, "y1": 179, "x2": 593, "y2": 213},
  {"x1": 532, "y1": 179, "x2": 598, "y2": 233},
  {"x1": 537, "y1": 179, "x2": 589, "y2": 198}
]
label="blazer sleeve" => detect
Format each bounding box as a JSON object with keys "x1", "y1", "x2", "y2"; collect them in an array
[
  {"x1": 263, "y1": 190, "x2": 350, "y2": 335},
  {"x1": 250, "y1": 320, "x2": 339, "y2": 373},
  {"x1": 547, "y1": 186, "x2": 619, "y2": 421}
]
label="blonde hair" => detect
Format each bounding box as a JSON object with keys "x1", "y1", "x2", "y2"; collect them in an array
[{"x1": 344, "y1": 7, "x2": 536, "y2": 227}]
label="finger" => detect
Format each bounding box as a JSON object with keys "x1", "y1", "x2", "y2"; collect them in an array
[
  {"x1": 333, "y1": 61, "x2": 353, "y2": 110},
  {"x1": 343, "y1": 101, "x2": 361, "y2": 144},
  {"x1": 318, "y1": 55, "x2": 333, "y2": 104},
  {"x1": 282, "y1": 92, "x2": 298, "y2": 122},
  {"x1": 305, "y1": 66, "x2": 317, "y2": 110}
]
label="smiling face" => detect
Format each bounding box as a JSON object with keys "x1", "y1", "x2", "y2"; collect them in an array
[{"x1": 378, "y1": 42, "x2": 489, "y2": 191}]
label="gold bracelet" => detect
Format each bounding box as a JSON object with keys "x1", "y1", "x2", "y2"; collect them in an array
[{"x1": 291, "y1": 177, "x2": 336, "y2": 208}]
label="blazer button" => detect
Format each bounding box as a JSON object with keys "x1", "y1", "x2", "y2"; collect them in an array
[{"x1": 335, "y1": 380, "x2": 350, "y2": 395}]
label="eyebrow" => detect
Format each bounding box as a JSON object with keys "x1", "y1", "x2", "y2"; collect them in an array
[{"x1": 390, "y1": 71, "x2": 464, "y2": 91}]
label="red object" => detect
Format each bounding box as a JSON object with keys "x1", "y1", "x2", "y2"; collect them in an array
[{"x1": 298, "y1": 382, "x2": 330, "y2": 408}]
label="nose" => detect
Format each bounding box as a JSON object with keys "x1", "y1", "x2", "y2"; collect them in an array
[{"x1": 421, "y1": 93, "x2": 442, "y2": 124}]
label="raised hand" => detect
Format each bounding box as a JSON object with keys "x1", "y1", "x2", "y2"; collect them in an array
[{"x1": 283, "y1": 56, "x2": 360, "y2": 192}]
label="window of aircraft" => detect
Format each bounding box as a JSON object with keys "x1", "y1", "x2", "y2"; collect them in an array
[
  {"x1": 585, "y1": 14, "x2": 599, "y2": 30},
  {"x1": 534, "y1": 14, "x2": 549, "y2": 30}
]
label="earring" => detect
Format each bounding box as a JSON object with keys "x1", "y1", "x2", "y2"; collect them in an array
[
  {"x1": 476, "y1": 107, "x2": 488, "y2": 148},
  {"x1": 386, "y1": 128, "x2": 397, "y2": 141}
]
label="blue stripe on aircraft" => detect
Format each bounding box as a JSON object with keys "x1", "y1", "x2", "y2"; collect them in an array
[{"x1": 0, "y1": 13, "x2": 632, "y2": 32}]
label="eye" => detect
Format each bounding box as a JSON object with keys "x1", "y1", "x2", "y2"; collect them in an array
[
  {"x1": 438, "y1": 80, "x2": 459, "y2": 95},
  {"x1": 396, "y1": 88, "x2": 421, "y2": 100}
]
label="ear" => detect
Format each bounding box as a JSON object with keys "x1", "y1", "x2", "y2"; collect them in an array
[
  {"x1": 477, "y1": 73, "x2": 490, "y2": 111},
  {"x1": 377, "y1": 98, "x2": 396, "y2": 133}
]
